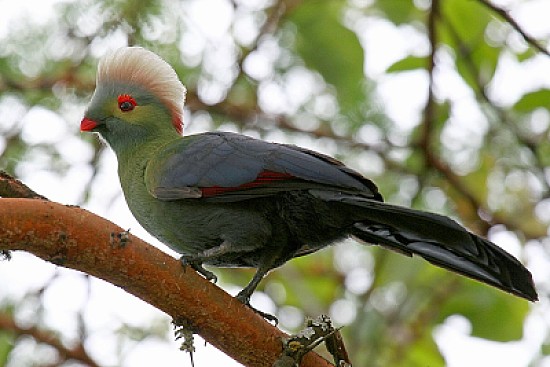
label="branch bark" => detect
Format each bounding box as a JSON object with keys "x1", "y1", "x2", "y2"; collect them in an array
[
  {"x1": 0, "y1": 171, "x2": 48, "y2": 200},
  {"x1": 0, "y1": 198, "x2": 332, "y2": 367}
]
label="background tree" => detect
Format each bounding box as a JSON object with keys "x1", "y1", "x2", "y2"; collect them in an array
[{"x1": 1, "y1": 0, "x2": 549, "y2": 366}]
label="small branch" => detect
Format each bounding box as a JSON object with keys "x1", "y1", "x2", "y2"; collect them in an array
[
  {"x1": 0, "y1": 171, "x2": 48, "y2": 200},
  {"x1": 420, "y1": 0, "x2": 439, "y2": 157},
  {"x1": 275, "y1": 315, "x2": 352, "y2": 367},
  {"x1": 442, "y1": 11, "x2": 550, "y2": 197},
  {"x1": 185, "y1": 90, "x2": 389, "y2": 155},
  {"x1": 77, "y1": 142, "x2": 106, "y2": 205},
  {"x1": 423, "y1": 153, "x2": 492, "y2": 234},
  {"x1": 0, "y1": 66, "x2": 93, "y2": 95},
  {"x1": 477, "y1": 0, "x2": 550, "y2": 57},
  {"x1": 0, "y1": 198, "x2": 332, "y2": 367},
  {"x1": 419, "y1": 3, "x2": 547, "y2": 238},
  {"x1": 237, "y1": 0, "x2": 288, "y2": 71},
  {"x1": 388, "y1": 278, "x2": 462, "y2": 365},
  {"x1": 0, "y1": 312, "x2": 101, "y2": 367}
]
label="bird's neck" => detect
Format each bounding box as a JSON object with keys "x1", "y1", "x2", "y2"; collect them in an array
[{"x1": 110, "y1": 131, "x2": 180, "y2": 192}]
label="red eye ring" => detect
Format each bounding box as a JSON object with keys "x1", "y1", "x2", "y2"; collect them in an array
[{"x1": 118, "y1": 94, "x2": 137, "y2": 112}]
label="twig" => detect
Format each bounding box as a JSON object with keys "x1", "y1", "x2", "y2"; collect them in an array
[
  {"x1": 185, "y1": 90, "x2": 388, "y2": 154},
  {"x1": 477, "y1": 0, "x2": 550, "y2": 57},
  {"x1": 237, "y1": 0, "x2": 288, "y2": 71},
  {"x1": 442, "y1": 10, "x2": 550, "y2": 197},
  {"x1": 420, "y1": 0, "x2": 439, "y2": 157},
  {"x1": 0, "y1": 171, "x2": 48, "y2": 200},
  {"x1": 77, "y1": 141, "x2": 105, "y2": 205},
  {"x1": 0, "y1": 312, "x2": 101, "y2": 367},
  {"x1": 418, "y1": 2, "x2": 547, "y2": 239},
  {"x1": 420, "y1": 0, "x2": 483, "y2": 229},
  {"x1": 325, "y1": 327, "x2": 352, "y2": 367},
  {"x1": 387, "y1": 278, "x2": 462, "y2": 365},
  {"x1": 274, "y1": 315, "x2": 350, "y2": 367}
]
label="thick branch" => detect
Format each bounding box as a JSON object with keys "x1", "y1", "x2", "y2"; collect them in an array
[{"x1": 0, "y1": 198, "x2": 332, "y2": 367}]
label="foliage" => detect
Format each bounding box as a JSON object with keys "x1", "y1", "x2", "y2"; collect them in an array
[{"x1": 1, "y1": 0, "x2": 549, "y2": 366}]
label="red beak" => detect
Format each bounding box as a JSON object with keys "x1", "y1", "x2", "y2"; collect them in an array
[{"x1": 80, "y1": 117, "x2": 98, "y2": 132}]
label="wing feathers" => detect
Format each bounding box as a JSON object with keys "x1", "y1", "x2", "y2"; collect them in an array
[
  {"x1": 146, "y1": 132, "x2": 382, "y2": 201},
  {"x1": 200, "y1": 170, "x2": 293, "y2": 197}
]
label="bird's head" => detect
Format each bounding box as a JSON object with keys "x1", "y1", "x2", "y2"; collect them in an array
[{"x1": 81, "y1": 47, "x2": 186, "y2": 149}]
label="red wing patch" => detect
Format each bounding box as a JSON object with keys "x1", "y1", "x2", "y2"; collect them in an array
[{"x1": 200, "y1": 170, "x2": 294, "y2": 197}]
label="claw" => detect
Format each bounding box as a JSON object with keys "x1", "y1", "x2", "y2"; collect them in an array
[
  {"x1": 180, "y1": 256, "x2": 217, "y2": 283},
  {"x1": 236, "y1": 291, "x2": 278, "y2": 324}
]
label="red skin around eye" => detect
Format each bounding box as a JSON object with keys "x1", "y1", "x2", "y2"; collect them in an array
[{"x1": 117, "y1": 94, "x2": 137, "y2": 107}]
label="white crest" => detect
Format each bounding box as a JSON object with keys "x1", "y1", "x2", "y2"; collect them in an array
[{"x1": 97, "y1": 47, "x2": 186, "y2": 133}]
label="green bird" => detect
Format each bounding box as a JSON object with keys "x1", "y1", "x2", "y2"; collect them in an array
[{"x1": 80, "y1": 47, "x2": 537, "y2": 314}]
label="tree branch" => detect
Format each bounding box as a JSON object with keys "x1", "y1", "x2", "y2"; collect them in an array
[
  {"x1": 441, "y1": 10, "x2": 550, "y2": 198},
  {"x1": 236, "y1": 0, "x2": 289, "y2": 71},
  {"x1": 477, "y1": 0, "x2": 550, "y2": 57},
  {"x1": 0, "y1": 171, "x2": 48, "y2": 200},
  {"x1": 0, "y1": 312, "x2": 101, "y2": 367},
  {"x1": 420, "y1": 0, "x2": 438, "y2": 158},
  {"x1": 0, "y1": 198, "x2": 332, "y2": 367},
  {"x1": 418, "y1": 2, "x2": 548, "y2": 239}
]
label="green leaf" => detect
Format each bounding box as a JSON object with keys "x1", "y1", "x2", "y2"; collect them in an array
[
  {"x1": 442, "y1": 0, "x2": 501, "y2": 88},
  {"x1": 443, "y1": 0, "x2": 489, "y2": 44},
  {"x1": 374, "y1": 0, "x2": 419, "y2": 25},
  {"x1": 280, "y1": 249, "x2": 341, "y2": 307},
  {"x1": 539, "y1": 141, "x2": 550, "y2": 166},
  {"x1": 461, "y1": 152, "x2": 494, "y2": 203},
  {"x1": 288, "y1": 0, "x2": 366, "y2": 122},
  {"x1": 541, "y1": 342, "x2": 550, "y2": 356},
  {"x1": 374, "y1": 246, "x2": 425, "y2": 287},
  {"x1": 513, "y1": 89, "x2": 550, "y2": 113},
  {"x1": 0, "y1": 331, "x2": 14, "y2": 366},
  {"x1": 401, "y1": 331, "x2": 445, "y2": 367},
  {"x1": 516, "y1": 48, "x2": 537, "y2": 62},
  {"x1": 438, "y1": 280, "x2": 530, "y2": 341},
  {"x1": 386, "y1": 56, "x2": 428, "y2": 73}
]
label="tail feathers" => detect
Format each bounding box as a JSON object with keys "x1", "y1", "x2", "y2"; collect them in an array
[
  {"x1": 351, "y1": 222, "x2": 537, "y2": 301},
  {"x1": 310, "y1": 190, "x2": 538, "y2": 301}
]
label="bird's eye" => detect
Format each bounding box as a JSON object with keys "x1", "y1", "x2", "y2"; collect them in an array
[{"x1": 117, "y1": 94, "x2": 137, "y2": 112}]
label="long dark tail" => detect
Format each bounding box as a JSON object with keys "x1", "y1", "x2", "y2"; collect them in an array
[{"x1": 312, "y1": 190, "x2": 538, "y2": 301}]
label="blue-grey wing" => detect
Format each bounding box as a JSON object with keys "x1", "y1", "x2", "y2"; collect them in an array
[{"x1": 145, "y1": 131, "x2": 381, "y2": 202}]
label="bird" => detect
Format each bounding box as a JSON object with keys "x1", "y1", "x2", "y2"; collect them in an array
[{"x1": 80, "y1": 47, "x2": 538, "y2": 316}]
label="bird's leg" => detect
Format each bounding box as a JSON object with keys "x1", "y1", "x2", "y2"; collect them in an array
[
  {"x1": 184, "y1": 242, "x2": 280, "y2": 322},
  {"x1": 235, "y1": 268, "x2": 267, "y2": 304},
  {"x1": 236, "y1": 266, "x2": 278, "y2": 323},
  {"x1": 180, "y1": 241, "x2": 234, "y2": 282}
]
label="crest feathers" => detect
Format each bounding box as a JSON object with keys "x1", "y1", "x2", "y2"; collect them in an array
[{"x1": 98, "y1": 47, "x2": 186, "y2": 134}]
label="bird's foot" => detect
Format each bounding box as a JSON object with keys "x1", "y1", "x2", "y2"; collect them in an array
[
  {"x1": 180, "y1": 256, "x2": 217, "y2": 283},
  {"x1": 236, "y1": 291, "x2": 278, "y2": 324}
]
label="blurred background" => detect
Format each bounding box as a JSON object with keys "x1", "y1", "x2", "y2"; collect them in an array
[{"x1": 1, "y1": 0, "x2": 550, "y2": 366}]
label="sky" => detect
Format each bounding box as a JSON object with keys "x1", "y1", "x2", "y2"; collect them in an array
[{"x1": 2, "y1": 0, "x2": 550, "y2": 366}]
